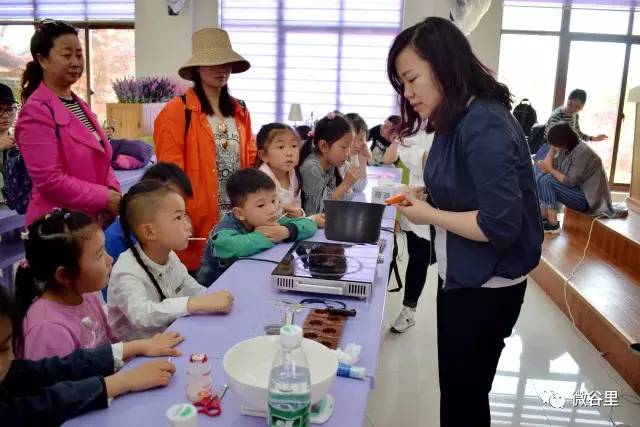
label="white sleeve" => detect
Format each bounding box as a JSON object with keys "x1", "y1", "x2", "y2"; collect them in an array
[
  {"x1": 109, "y1": 270, "x2": 190, "y2": 331},
  {"x1": 110, "y1": 342, "x2": 124, "y2": 370},
  {"x1": 399, "y1": 132, "x2": 432, "y2": 175}
]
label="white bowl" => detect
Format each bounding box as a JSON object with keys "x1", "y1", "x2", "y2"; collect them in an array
[{"x1": 223, "y1": 335, "x2": 338, "y2": 411}]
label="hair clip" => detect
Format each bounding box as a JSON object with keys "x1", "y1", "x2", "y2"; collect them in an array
[
  {"x1": 20, "y1": 230, "x2": 29, "y2": 241},
  {"x1": 19, "y1": 259, "x2": 29, "y2": 269},
  {"x1": 307, "y1": 130, "x2": 315, "y2": 138},
  {"x1": 326, "y1": 111, "x2": 336, "y2": 120}
]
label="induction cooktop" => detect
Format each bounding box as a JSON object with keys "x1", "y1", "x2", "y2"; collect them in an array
[{"x1": 271, "y1": 240, "x2": 380, "y2": 299}]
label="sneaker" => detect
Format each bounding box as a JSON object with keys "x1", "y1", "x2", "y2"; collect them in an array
[
  {"x1": 543, "y1": 219, "x2": 561, "y2": 234},
  {"x1": 390, "y1": 306, "x2": 416, "y2": 333}
]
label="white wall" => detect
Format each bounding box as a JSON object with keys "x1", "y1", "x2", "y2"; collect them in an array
[
  {"x1": 466, "y1": 0, "x2": 503, "y2": 71},
  {"x1": 402, "y1": 0, "x2": 503, "y2": 70},
  {"x1": 135, "y1": 0, "x2": 502, "y2": 79},
  {"x1": 135, "y1": 0, "x2": 220, "y2": 79}
]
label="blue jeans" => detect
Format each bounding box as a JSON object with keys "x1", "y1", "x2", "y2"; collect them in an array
[{"x1": 536, "y1": 173, "x2": 589, "y2": 212}]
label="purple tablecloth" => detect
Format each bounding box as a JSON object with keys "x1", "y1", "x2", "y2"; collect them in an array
[{"x1": 65, "y1": 166, "x2": 402, "y2": 427}]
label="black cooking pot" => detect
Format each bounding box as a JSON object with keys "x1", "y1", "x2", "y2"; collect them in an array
[{"x1": 324, "y1": 200, "x2": 385, "y2": 244}]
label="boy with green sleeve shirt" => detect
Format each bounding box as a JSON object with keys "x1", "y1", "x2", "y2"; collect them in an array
[{"x1": 196, "y1": 169, "x2": 317, "y2": 286}]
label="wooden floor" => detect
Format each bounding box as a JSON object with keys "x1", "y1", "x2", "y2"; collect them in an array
[{"x1": 530, "y1": 207, "x2": 640, "y2": 393}]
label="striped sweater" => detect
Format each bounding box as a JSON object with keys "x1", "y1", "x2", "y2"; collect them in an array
[{"x1": 544, "y1": 106, "x2": 591, "y2": 141}]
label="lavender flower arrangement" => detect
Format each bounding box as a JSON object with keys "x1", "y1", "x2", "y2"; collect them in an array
[{"x1": 112, "y1": 76, "x2": 181, "y2": 103}]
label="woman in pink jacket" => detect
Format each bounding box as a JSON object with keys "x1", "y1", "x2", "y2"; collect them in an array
[{"x1": 16, "y1": 20, "x2": 121, "y2": 226}]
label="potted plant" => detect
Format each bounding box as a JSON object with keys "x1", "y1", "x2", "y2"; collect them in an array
[{"x1": 107, "y1": 76, "x2": 182, "y2": 139}]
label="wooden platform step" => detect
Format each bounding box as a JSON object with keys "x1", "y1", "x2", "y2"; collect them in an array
[
  {"x1": 562, "y1": 208, "x2": 640, "y2": 281},
  {"x1": 531, "y1": 208, "x2": 640, "y2": 394}
]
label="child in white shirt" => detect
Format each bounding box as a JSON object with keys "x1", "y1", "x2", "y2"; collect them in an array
[{"x1": 107, "y1": 180, "x2": 234, "y2": 341}]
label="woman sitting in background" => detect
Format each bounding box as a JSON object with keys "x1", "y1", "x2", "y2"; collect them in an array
[{"x1": 536, "y1": 122, "x2": 622, "y2": 233}]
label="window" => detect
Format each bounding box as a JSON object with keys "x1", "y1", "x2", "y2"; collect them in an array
[
  {"x1": 0, "y1": 2, "x2": 134, "y2": 123},
  {"x1": 566, "y1": 41, "x2": 626, "y2": 177},
  {"x1": 498, "y1": 34, "x2": 559, "y2": 121},
  {"x1": 500, "y1": 0, "x2": 639, "y2": 187},
  {"x1": 569, "y1": 7, "x2": 630, "y2": 35},
  {"x1": 89, "y1": 29, "x2": 135, "y2": 123},
  {"x1": 0, "y1": 25, "x2": 32, "y2": 97},
  {"x1": 501, "y1": 2, "x2": 563, "y2": 32},
  {"x1": 0, "y1": 0, "x2": 134, "y2": 21},
  {"x1": 616, "y1": 45, "x2": 640, "y2": 184},
  {"x1": 221, "y1": 0, "x2": 403, "y2": 132}
]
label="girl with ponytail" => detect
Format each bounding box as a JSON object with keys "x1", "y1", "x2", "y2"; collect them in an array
[
  {"x1": 298, "y1": 111, "x2": 364, "y2": 215},
  {"x1": 14, "y1": 208, "x2": 184, "y2": 361},
  {"x1": 107, "y1": 181, "x2": 234, "y2": 341}
]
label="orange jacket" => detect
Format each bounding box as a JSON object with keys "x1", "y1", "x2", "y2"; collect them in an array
[{"x1": 154, "y1": 88, "x2": 256, "y2": 270}]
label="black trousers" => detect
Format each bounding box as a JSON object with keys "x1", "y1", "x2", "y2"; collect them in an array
[
  {"x1": 437, "y1": 278, "x2": 526, "y2": 427},
  {"x1": 403, "y1": 231, "x2": 431, "y2": 308}
]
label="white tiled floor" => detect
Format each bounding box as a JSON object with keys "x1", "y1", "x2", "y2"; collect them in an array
[{"x1": 366, "y1": 235, "x2": 640, "y2": 427}]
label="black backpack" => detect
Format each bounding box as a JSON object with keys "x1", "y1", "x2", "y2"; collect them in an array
[
  {"x1": 528, "y1": 124, "x2": 546, "y2": 155},
  {"x1": 513, "y1": 99, "x2": 537, "y2": 136},
  {"x1": 1, "y1": 146, "x2": 32, "y2": 214}
]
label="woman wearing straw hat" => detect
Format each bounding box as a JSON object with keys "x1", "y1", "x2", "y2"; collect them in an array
[{"x1": 154, "y1": 28, "x2": 257, "y2": 276}]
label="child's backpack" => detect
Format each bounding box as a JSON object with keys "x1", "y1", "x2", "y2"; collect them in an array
[
  {"x1": 513, "y1": 99, "x2": 538, "y2": 137},
  {"x1": 1, "y1": 146, "x2": 32, "y2": 214}
]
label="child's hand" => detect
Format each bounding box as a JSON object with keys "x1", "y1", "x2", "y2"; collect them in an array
[
  {"x1": 312, "y1": 213, "x2": 325, "y2": 228},
  {"x1": 105, "y1": 360, "x2": 176, "y2": 398},
  {"x1": 188, "y1": 290, "x2": 234, "y2": 314},
  {"x1": 358, "y1": 146, "x2": 372, "y2": 163},
  {"x1": 141, "y1": 332, "x2": 184, "y2": 357},
  {"x1": 256, "y1": 224, "x2": 290, "y2": 243},
  {"x1": 282, "y1": 204, "x2": 304, "y2": 218},
  {"x1": 344, "y1": 167, "x2": 366, "y2": 186}
]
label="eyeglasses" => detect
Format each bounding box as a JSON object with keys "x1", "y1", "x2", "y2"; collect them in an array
[{"x1": 0, "y1": 106, "x2": 17, "y2": 116}]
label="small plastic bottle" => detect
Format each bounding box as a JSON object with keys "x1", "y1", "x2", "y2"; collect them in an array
[
  {"x1": 186, "y1": 353, "x2": 212, "y2": 402},
  {"x1": 267, "y1": 325, "x2": 311, "y2": 427}
]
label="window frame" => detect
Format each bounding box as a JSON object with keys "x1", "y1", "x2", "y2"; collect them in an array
[
  {"x1": 220, "y1": 0, "x2": 403, "y2": 125},
  {"x1": 0, "y1": 20, "x2": 134, "y2": 109},
  {"x1": 501, "y1": 1, "x2": 640, "y2": 187}
]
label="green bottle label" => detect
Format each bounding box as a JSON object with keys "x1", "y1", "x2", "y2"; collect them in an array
[{"x1": 268, "y1": 402, "x2": 310, "y2": 427}]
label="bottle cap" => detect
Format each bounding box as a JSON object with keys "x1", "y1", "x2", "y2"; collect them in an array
[
  {"x1": 279, "y1": 324, "x2": 303, "y2": 348},
  {"x1": 190, "y1": 353, "x2": 208, "y2": 363},
  {"x1": 166, "y1": 403, "x2": 198, "y2": 427}
]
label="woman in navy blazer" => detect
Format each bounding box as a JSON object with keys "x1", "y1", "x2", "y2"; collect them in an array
[
  {"x1": 15, "y1": 20, "x2": 121, "y2": 226},
  {"x1": 387, "y1": 18, "x2": 543, "y2": 426}
]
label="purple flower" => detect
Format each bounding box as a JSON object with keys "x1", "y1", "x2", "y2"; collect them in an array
[{"x1": 112, "y1": 76, "x2": 179, "y2": 103}]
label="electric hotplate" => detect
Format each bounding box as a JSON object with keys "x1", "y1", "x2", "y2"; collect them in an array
[{"x1": 271, "y1": 240, "x2": 380, "y2": 299}]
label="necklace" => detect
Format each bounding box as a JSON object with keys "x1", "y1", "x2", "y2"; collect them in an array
[{"x1": 217, "y1": 118, "x2": 229, "y2": 149}]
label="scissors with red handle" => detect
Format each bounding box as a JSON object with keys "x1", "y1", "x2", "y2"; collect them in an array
[{"x1": 195, "y1": 384, "x2": 228, "y2": 417}]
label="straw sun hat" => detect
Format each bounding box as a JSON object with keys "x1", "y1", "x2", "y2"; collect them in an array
[{"x1": 178, "y1": 28, "x2": 250, "y2": 81}]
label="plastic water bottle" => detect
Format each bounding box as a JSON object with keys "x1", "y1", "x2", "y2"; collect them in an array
[
  {"x1": 267, "y1": 325, "x2": 311, "y2": 427},
  {"x1": 186, "y1": 353, "x2": 212, "y2": 402}
]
